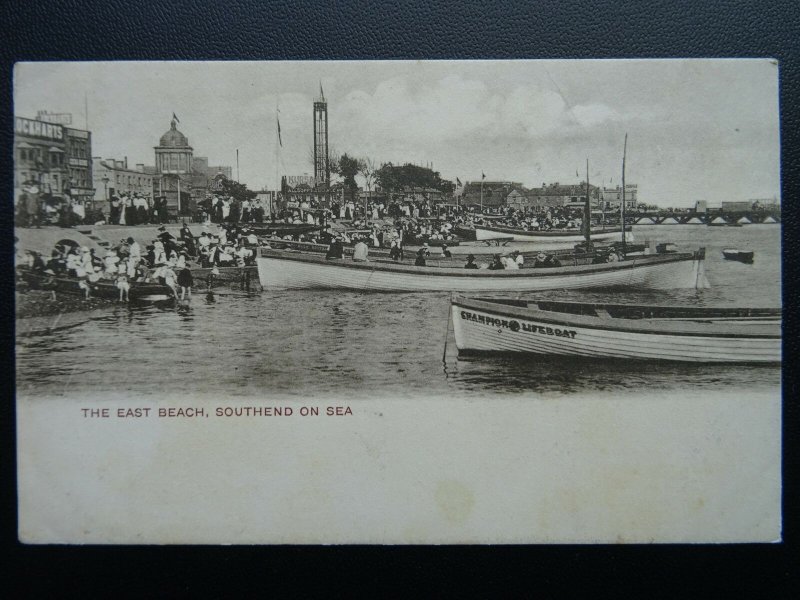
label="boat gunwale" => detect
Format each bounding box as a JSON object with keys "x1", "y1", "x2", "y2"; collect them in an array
[{"x1": 451, "y1": 296, "x2": 781, "y2": 339}]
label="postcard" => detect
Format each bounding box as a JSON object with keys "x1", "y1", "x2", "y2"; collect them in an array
[{"x1": 14, "y1": 59, "x2": 781, "y2": 543}]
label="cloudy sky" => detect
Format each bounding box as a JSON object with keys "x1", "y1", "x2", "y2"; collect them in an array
[{"x1": 15, "y1": 60, "x2": 779, "y2": 207}]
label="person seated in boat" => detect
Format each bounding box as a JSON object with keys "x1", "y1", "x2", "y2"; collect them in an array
[
  {"x1": 115, "y1": 271, "x2": 130, "y2": 302},
  {"x1": 353, "y1": 240, "x2": 369, "y2": 262},
  {"x1": 511, "y1": 250, "x2": 524, "y2": 268},
  {"x1": 502, "y1": 254, "x2": 519, "y2": 270},
  {"x1": 79, "y1": 265, "x2": 103, "y2": 298},
  {"x1": 175, "y1": 251, "x2": 188, "y2": 270},
  {"x1": 464, "y1": 254, "x2": 478, "y2": 269},
  {"x1": 440, "y1": 244, "x2": 452, "y2": 258},
  {"x1": 152, "y1": 262, "x2": 167, "y2": 285},
  {"x1": 163, "y1": 264, "x2": 179, "y2": 299},
  {"x1": 218, "y1": 245, "x2": 235, "y2": 265},
  {"x1": 179, "y1": 222, "x2": 196, "y2": 255},
  {"x1": 533, "y1": 252, "x2": 562, "y2": 268},
  {"x1": 414, "y1": 247, "x2": 428, "y2": 267},
  {"x1": 326, "y1": 237, "x2": 344, "y2": 260},
  {"x1": 236, "y1": 244, "x2": 253, "y2": 266},
  {"x1": 488, "y1": 255, "x2": 505, "y2": 270},
  {"x1": 134, "y1": 262, "x2": 151, "y2": 283},
  {"x1": 25, "y1": 250, "x2": 47, "y2": 272},
  {"x1": 389, "y1": 239, "x2": 402, "y2": 262}
]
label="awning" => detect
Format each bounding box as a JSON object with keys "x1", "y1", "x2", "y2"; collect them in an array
[
  {"x1": 49, "y1": 146, "x2": 65, "y2": 152},
  {"x1": 16, "y1": 142, "x2": 35, "y2": 149}
]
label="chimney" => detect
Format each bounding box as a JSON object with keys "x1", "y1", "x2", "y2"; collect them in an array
[{"x1": 124, "y1": 156, "x2": 128, "y2": 169}]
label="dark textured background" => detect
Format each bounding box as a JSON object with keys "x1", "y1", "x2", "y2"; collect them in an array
[{"x1": 1, "y1": 0, "x2": 798, "y2": 595}]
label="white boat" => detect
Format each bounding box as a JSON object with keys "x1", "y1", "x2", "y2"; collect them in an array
[
  {"x1": 451, "y1": 296, "x2": 781, "y2": 363},
  {"x1": 473, "y1": 225, "x2": 633, "y2": 246},
  {"x1": 256, "y1": 247, "x2": 708, "y2": 292}
]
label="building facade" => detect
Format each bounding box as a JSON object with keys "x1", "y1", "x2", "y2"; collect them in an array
[
  {"x1": 522, "y1": 182, "x2": 600, "y2": 210},
  {"x1": 64, "y1": 126, "x2": 94, "y2": 206},
  {"x1": 92, "y1": 157, "x2": 154, "y2": 211},
  {"x1": 192, "y1": 157, "x2": 233, "y2": 193},
  {"x1": 599, "y1": 184, "x2": 638, "y2": 210},
  {"x1": 14, "y1": 116, "x2": 69, "y2": 203}
]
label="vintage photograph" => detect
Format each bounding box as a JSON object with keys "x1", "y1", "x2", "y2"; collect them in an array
[{"x1": 14, "y1": 60, "x2": 781, "y2": 543}]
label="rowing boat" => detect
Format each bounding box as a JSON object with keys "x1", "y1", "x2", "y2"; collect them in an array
[
  {"x1": 17, "y1": 268, "x2": 175, "y2": 301},
  {"x1": 451, "y1": 295, "x2": 780, "y2": 363},
  {"x1": 256, "y1": 247, "x2": 708, "y2": 292},
  {"x1": 722, "y1": 249, "x2": 754, "y2": 264},
  {"x1": 473, "y1": 224, "x2": 634, "y2": 245}
]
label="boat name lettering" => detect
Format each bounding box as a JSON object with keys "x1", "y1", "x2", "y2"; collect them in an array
[{"x1": 460, "y1": 311, "x2": 577, "y2": 339}]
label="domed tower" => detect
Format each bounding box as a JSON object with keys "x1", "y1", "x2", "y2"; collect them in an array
[
  {"x1": 155, "y1": 116, "x2": 193, "y2": 174},
  {"x1": 154, "y1": 115, "x2": 194, "y2": 217}
]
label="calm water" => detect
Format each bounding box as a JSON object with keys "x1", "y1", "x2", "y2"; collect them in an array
[{"x1": 16, "y1": 225, "x2": 782, "y2": 399}]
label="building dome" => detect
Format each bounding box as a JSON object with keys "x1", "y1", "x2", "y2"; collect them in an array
[{"x1": 159, "y1": 118, "x2": 190, "y2": 148}]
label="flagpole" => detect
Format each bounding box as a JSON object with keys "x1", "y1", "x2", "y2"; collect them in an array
[{"x1": 480, "y1": 176, "x2": 484, "y2": 214}]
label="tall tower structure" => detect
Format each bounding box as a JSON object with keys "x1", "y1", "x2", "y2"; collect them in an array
[
  {"x1": 313, "y1": 86, "x2": 329, "y2": 187},
  {"x1": 154, "y1": 116, "x2": 194, "y2": 215}
]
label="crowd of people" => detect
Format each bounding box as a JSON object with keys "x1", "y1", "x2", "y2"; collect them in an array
[
  {"x1": 19, "y1": 221, "x2": 263, "y2": 302},
  {"x1": 471, "y1": 205, "x2": 589, "y2": 231}
]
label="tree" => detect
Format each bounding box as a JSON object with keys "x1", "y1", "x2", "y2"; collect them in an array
[
  {"x1": 334, "y1": 153, "x2": 361, "y2": 198},
  {"x1": 220, "y1": 178, "x2": 257, "y2": 203},
  {"x1": 375, "y1": 162, "x2": 455, "y2": 198}
]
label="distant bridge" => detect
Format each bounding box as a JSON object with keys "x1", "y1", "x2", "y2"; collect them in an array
[{"x1": 622, "y1": 209, "x2": 781, "y2": 225}]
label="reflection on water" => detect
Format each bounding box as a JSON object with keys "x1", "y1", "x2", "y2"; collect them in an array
[{"x1": 16, "y1": 225, "x2": 781, "y2": 398}]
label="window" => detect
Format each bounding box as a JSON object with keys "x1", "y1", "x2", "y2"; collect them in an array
[{"x1": 20, "y1": 149, "x2": 27, "y2": 161}]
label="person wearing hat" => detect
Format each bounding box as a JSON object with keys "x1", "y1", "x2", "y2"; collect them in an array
[
  {"x1": 414, "y1": 246, "x2": 428, "y2": 267},
  {"x1": 440, "y1": 243, "x2": 452, "y2": 259},
  {"x1": 352, "y1": 239, "x2": 369, "y2": 262},
  {"x1": 464, "y1": 254, "x2": 478, "y2": 269},
  {"x1": 488, "y1": 254, "x2": 505, "y2": 270},
  {"x1": 513, "y1": 249, "x2": 524, "y2": 268},
  {"x1": 325, "y1": 236, "x2": 344, "y2": 260}
]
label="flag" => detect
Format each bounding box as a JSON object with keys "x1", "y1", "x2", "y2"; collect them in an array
[
  {"x1": 456, "y1": 177, "x2": 462, "y2": 186},
  {"x1": 576, "y1": 169, "x2": 579, "y2": 177},
  {"x1": 172, "y1": 112, "x2": 180, "y2": 123},
  {"x1": 277, "y1": 116, "x2": 282, "y2": 147},
  {"x1": 320, "y1": 81, "x2": 324, "y2": 99},
  {"x1": 481, "y1": 172, "x2": 486, "y2": 180}
]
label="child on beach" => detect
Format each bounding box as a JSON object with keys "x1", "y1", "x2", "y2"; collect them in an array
[{"x1": 116, "y1": 271, "x2": 130, "y2": 302}]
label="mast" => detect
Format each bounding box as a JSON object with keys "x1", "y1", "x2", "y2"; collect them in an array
[
  {"x1": 621, "y1": 133, "x2": 628, "y2": 254},
  {"x1": 584, "y1": 158, "x2": 591, "y2": 246},
  {"x1": 274, "y1": 97, "x2": 279, "y2": 220}
]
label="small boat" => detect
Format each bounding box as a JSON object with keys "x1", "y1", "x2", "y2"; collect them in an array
[
  {"x1": 722, "y1": 249, "x2": 754, "y2": 264},
  {"x1": 17, "y1": 268, "x2": 175, "y2": 301},
  {"x1": 451, "y1": 295, "x2": 781, "y2": 363},
  {"x1": 246, "y1": 223, "x2": 323, "y2": 237},
  {"x1": 473, "y1": 224, "x2": 633, "y2": 246},
  {"x1": 256, "y1": 246, "x2": 708, "y2": 292}
]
